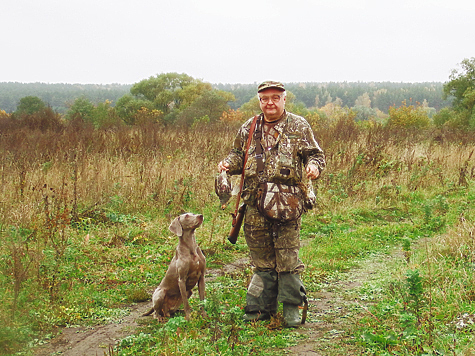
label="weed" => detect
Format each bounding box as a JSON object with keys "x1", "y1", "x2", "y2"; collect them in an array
[
  {"x1": 402, "y1": 237, "x2": 412, "y2": 263},
  {"x1": 404, "y1": 269, "x2": 425, "y2": 322}
]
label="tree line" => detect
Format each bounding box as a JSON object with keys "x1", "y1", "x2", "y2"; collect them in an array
[
  {"x1": 1, "y1": 57, "x2": 474, "y2": 130},
  {"x1": 0, "y1": 82, "x2": 131, "y2": 113},
  {"x1": 217, "y1": 81, "x2": 451, "y2": 113},
  {"x1": 1, "y1": 79, "x2": 450, "y2": 115}
]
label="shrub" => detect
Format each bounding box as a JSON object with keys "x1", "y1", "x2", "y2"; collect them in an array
[
  {"x1": 387, "y1": 100, "x2": 430, "y2": 128},
  {"x1": 433, "y1": 107, "x2": 453, "y2": 127}
]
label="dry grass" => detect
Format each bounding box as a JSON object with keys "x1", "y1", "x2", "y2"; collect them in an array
[
  {"x1": 1, "y1": 116, "x2": 474, "y2": 236},
  {"x1": 2, "y1": 117, "x2": 474, "y2": 238},
  {"x1": 0, "y1": 121, "x2": 240, "y2": 227}
]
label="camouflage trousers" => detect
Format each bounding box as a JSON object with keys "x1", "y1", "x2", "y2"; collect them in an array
[
  {"x1": 243, "y1": 204, "x2": 304, "y2": 273},
  {"x1": 243, "y1": 205, "x2": 306, "y2": 314}
]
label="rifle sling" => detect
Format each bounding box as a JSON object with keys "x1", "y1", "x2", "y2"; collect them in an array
[
  {"x1": 232, "y1": 115, "x2": 259, "y2": 225},
  {"x1": 254, "y1": 117, "x2": 265, "y2": 177}
]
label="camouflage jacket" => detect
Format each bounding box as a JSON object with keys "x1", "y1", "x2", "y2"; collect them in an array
[{"x1": 224, "y1": 111, "x2": 326, "y2": 205}]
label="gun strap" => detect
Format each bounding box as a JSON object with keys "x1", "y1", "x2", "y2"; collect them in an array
[
  {"x1": 232, "y1": 115, "x2": 260, "y2": 225},
  {"x1": 254, "y1": 117, "x2": 265, "y2": 176}
]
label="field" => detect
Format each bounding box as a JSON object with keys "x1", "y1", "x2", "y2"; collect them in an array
[{"x1": 1, "y1": 116, "x2": 475, "y2": 355}]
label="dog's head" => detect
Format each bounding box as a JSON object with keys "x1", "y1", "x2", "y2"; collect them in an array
[{"x1": 169, "y1": 213, "x2": 204, "y2": 237}]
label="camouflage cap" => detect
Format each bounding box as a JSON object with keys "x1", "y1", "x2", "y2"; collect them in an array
[{"x1": 257, "y1": 81, "x2": 285, "y2": 93}]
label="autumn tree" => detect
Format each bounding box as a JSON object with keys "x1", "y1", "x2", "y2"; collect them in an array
[
  {"x1": 354, "y1": 92, "x2": 371, "y2": 108},
  {"x1": 177, "y1": 90, "x2": 234, "y2": 125},
  {"x1": 220, "y1": 109, "x2": 245, "y2": 124},
  {"x1": 129, "y1": 73, "x2": 212, "y2": 121},
  {"x1": 115, "y1": 94, "x2": 156, "y2": 125},
  {"x1": 115, "y1": 73, "x2": 233, "y2": 125},
  {"x1": 443, "y1": 57, "x2": 475, "y2": 128},
  {"x1": 387, "y1": 101, "x2": 430, "y2": 128}
]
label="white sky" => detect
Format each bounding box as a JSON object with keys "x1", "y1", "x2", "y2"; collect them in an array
[{"x1": 2, "y1": 0, "x2": 474, "y2": 85}]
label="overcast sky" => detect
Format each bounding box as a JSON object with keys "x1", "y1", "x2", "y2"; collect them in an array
[{"x1": 2, "y1": 0, "x2": 474, "y2": 85}]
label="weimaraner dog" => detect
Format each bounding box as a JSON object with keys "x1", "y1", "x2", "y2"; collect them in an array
[{"x1": 143, "y1": 213, "x2": 207, "y2": 321}]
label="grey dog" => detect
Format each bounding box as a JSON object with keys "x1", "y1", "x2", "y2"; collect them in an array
[{"x1": 143, "y1": 213, "x2": 207, "y2": 321}]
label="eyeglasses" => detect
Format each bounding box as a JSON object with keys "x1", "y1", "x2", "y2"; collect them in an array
[{"x1": 259, "y1": 94, "x2": 284, "y2": 104}]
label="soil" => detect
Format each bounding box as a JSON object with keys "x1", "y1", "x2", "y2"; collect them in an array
[
  {"x1": 33, "y1": 253, "x2": 398, "y2": 356},
  {"x1": 34, "y1": 301, "x2": 152, "y2": 356},
  {"x1": 287, "y1": 253, "x2": 396, "y2": 356}
]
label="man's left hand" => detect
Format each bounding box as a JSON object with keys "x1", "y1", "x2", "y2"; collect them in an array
[{"x1": 306, "y1": 164, "x2": 320, "y2": 180}]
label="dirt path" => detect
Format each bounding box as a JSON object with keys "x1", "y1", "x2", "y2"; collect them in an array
[
  {"x1": 34, "y1": 302, "x2": 151, "y2": 356},
  {"x1": 288, "y1": 252, "x2": 399, "y2": 355},
  {"x1": 33, "y1": 253, "x2": 397, "y2": 356}
]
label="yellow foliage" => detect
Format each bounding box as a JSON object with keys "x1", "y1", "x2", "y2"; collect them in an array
[
  {"x1": 134, "y1": 107, "x2": 164, "y2": 124},
  {"x1": 319, "y1": 103, "x2": 356, "y2": 122},
  {"x1": 220, "y1": 109, "x2": 245, "y2": 123},
  {"x1": 319, "y1": 102, "x2": 338, "y2": 118},
  {"x1": 388, "y1": 100, "x2": 430, "y2": 128},
  {"x1": 0, "y1": 110, "x2": 11, "y2": 119},
  {"x1": 375, "y1": 108, "x2": 389, "y2": 120}
]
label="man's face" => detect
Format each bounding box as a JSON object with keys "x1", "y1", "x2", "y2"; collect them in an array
[{"x1": 258, "y1": 88, "x2": 286, "y2": 122}]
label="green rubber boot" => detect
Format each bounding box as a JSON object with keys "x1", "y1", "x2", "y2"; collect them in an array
[{"x1": 283, "y1": 303, "x2": 300, "y2": 328}]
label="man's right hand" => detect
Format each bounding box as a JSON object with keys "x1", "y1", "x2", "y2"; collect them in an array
[{"x1": 218, "y1": 161, "x2": 230, "y2": 173}]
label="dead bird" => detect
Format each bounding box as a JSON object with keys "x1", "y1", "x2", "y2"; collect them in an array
[{"x1": 215, "y1": 171, "x2": 232, "y2": 209}]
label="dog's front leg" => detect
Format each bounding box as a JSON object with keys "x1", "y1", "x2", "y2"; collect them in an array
[
  {"x1": 178, "y1": 277, "x2": 192, "y2": 320},
  {"x1": 197, "y1": 274, "x2": 207, "y2": 318}
]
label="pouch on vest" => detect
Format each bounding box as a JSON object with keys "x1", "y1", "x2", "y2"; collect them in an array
[{"x1": 257, "y1": 182, "x2": 305, "y2": 223}]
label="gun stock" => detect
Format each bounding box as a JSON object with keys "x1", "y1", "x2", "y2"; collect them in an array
[{"x1": 227, "y1": 204, "x2": 247, "y2": 244}]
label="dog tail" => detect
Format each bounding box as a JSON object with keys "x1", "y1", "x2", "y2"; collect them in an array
[{"x1": 142, "y1": 308, "x2": 154, "y2": 317}]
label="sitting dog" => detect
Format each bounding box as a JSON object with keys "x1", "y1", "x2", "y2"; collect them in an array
[{"x1": 143, "y1": 213, "x2": 207, "y2": 321}]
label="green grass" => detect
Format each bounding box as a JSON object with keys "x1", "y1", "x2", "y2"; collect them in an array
[
  {"x1": 114, "y1": 277, "x2": 305, "y2": 356},
  {"x1": 3, "y1": 182, "x2": 475, "y2": 355}
]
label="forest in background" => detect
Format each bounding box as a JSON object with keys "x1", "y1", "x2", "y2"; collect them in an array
[
  {"x1": 0, "y1": 82, "x2": 132, "y2": 114},
  {"x1": 218, "y1": 81, "x2": 451, "y2": 112},
  {"x1": 0, "y1": 81, "x2": 451, "y2": 115},
  {"x1": 2, "y1": 57, "x2": 475, "y2": 132}
]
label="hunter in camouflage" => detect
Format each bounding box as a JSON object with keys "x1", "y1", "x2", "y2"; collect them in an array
[
  {"x1": 218, "y1": 81, "x2": 325, "y2": 327},
  {"x1": 224, "y1": 111, "x2": 325, "y2": 205}
]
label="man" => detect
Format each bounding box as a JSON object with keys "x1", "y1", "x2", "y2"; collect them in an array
[{"x1": 218, "y1": 81, "x2": 325, "y2": 327}]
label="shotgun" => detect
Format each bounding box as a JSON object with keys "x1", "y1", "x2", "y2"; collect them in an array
[
  {"x1": 227, "y1": 204, "x2": 247, "y2": 244},
  {"x1": 227, "y1": 115, "x2": 259, "y2": 245}
]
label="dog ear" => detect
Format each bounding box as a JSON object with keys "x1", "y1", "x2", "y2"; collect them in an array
[{"x1": 169, "y1": 216, "x2": 183, "y2": 236}]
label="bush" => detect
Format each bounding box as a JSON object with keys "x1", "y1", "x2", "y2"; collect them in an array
[
  {"x1": 387, "y1": 100, "x2": 430, "y2": 128},
  {"x1": 433, "y1": 107, "x2": 453, "y2": 127}
]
